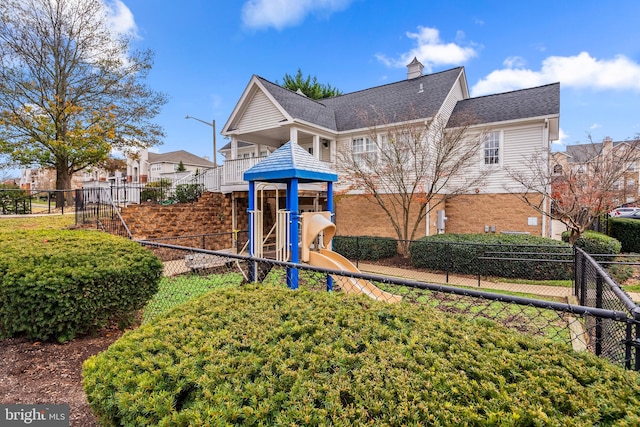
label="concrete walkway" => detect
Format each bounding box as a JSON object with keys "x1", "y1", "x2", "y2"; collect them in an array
[
  {"x1": 359, "y1": 263, "x2": 568, "y2": 299},
  {"x1": 359, "y1": 263, "x2": 640, "y2": 304}
]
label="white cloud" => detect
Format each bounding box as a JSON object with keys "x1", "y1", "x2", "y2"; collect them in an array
[
  {"x1": 552, "y1": 128, "x2": 569, "y2": 150},
  {"x1": 105, "y1": 0, "x2": 138, "y2": 38},
  {"x1": 241, "y1": 0, "x2": 353, "y2": 30},
  {"x1": 472, "y1": 52, "x2": 640, "y2": 96},
  {"x1": 589, "y1": 123, "x2": 602, "y2": 131},
  {"x1": 375, "y1": 26, "x2": 477, "y2": 73}
]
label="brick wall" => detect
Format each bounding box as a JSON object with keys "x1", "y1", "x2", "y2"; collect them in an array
[
  {"x1": 120, "y1": 192, "x2": 248, "y2": 245},
  {"x1": 335, "y1": 194, "x2": 427, "y2": 239},
  {"x1": 442, "y1": 193, "x2": 544, "y2": 235},
  {"x1": 335, "y1": 192, "x2": 545, "y2": 238}
]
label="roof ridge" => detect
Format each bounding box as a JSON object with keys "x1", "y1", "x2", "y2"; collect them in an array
[
  {"x1": 468, "y1": 82, "x2": 560, "y2": 101},
  {"x1": 256, "y1": 66, "x2": 464, "y2": 102}
]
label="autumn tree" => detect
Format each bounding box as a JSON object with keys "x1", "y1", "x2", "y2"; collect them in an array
[
  {"x1": 0, "y1": 0, "x2": 167, "y2": 204},
  {"x1": 506, "y1": 137, "x2": 640, "y2": 244},
  {"x1": 337, "y1": 111, "x2": 492, "y2": 255},
  {"x1": 278, "y1": 69, "x2": 342, "y2": 99}
]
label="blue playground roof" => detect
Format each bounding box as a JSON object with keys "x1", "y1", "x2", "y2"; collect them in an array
[{"x1": 243, "y1": 141, "x2": 338, "y2": 183}]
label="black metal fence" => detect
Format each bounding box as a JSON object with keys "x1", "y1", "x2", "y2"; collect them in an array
[
  {"x1": 574, "y1": 248, "x2": 640, "y2": 369},
  {"x1": 75, "y1": 188, "x2": 131, "y2": 238},
  {"x1": 0, "y1": 189, "x2": 76, "y2": 215},
  {"x1": 138, "y1": 240, "x2": 639, "y2": 370}
]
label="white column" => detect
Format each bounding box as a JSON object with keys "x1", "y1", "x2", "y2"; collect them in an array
[
  {"x1": 313, "y1": 135, "x2": 320, "y2": 160},
  {"x1": 231, "y1": 137, "x2": 238, "y2": 160},
  {"x1": 289, "y1": 127, "x2": 298, "y2": 145},
  {"x1": 330, "y1": 139, "x2": 337, "y2": 163}
]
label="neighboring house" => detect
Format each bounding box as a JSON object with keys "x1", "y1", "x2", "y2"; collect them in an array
[
  {"x1": 552, "y1": 137, "x2": 640, "y2": 206},
  {"x1": 126, "y1": 149, "x2": 215, "y2": 184},
  {"x1": 217, "y1": 59, "x2": 560, "y2": 238},
  {"x1": 20, "y1": 166, "x2": 125, "y2": 191}
]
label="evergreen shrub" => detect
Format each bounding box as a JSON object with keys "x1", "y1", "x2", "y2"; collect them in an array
[
  {"x1": 609, "y1": 218, "x2": 640, "y2": 253},
  {"x1": 0, "y1": 230, "x2": 163, "y2": 342},
  {"x1": 561, "y1": 230, "x2": 622, "y2": 255},
  {"x1": 410, "y1": 233, "x2": 573, "y2": 280},
  {"x1": 83, "y1": 286, "x2": 640, "y2": 426},
  {"x1": 333, "y1": 236, "x2": 397, "y2": 261}
]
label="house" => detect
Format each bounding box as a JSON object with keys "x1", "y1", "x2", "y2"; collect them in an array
[
  {"x1": 552, "y1": 137, "x2": 640, "y2": 207},
  {"x1": 20, "y1": 163, "x2": 126, "y2": 191},
  {"x1": 126, "y1": 149, "x2": 215, "y2": 184},
  {"x1": 217, "y1": 59, "x2": 560, "y2": 238}
]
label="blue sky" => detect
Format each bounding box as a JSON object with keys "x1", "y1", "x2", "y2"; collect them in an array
[{"x1": 110, "y1": 0, "x2": 640, "y2": 164}]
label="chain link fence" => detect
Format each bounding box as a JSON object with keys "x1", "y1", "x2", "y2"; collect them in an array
[{"x1": 138, "y1": 239, "x2": 639, "y2": 370}]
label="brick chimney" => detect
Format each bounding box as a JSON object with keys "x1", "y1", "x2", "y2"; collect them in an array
[{"x1": 407, "y1": 57, "x2": 424, "y2": 79}]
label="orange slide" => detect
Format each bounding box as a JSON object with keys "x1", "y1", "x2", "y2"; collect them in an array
[{"x1": 301, "y1": 212, "x2": 402, "y2": 303}]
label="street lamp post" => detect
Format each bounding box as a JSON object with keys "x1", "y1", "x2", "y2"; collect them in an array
[{"x1": 185, "y1": 115, "x2": 217, "y2": 167}]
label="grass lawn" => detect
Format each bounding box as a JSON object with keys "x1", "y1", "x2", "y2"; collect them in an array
[{"x1": 0, "y1": 214, "x2": 75, "y2": 231}]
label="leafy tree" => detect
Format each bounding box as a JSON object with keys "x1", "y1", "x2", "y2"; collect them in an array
[
  {"x1": 176, "y1": 161, "x2": 186, "y2": 172},
  {"x1": 278, "y1": 69, "x2": 342, "y2": 99},
  {"x1": 506, "y1": 136, "x2": 640, "y2": 244},
  {"x1": 0, "y1": 0, "x2": 167, "y2": 205},
  {"x1": 337, "y1": 110, "x2": 492, "y2": 256}
]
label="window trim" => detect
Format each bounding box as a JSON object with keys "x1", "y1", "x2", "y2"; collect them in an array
[{"x1": 483, "y1": 131, "x2": 501, "y2": 167}]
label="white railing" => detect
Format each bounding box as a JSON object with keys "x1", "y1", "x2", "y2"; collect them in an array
[{"x1": 223, "y1": 157, "x2": 267, "y2": 185}]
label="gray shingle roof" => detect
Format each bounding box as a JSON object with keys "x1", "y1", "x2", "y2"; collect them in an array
[
  {"x1": 257, "y1": 67, "x2": 464, "y2": 132},
  {"x1": 148, "y1": 150, "x2": 215, "y2": 168},
  {"x1": 448, "y1": 83, "x2": 559, "y2": 128},
  {"x1": 257, "y1": 77, "x2": 337, "y2": 130},
  {"x1": 219, "y1": 140, "x2": 253, "y2": 151},
  {"x1": 323, "y1": 67, "x2": 463, "y2": 131}
]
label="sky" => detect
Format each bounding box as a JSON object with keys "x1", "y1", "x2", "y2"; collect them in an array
[{"x1": 80, "y1": 0, "x2": 640, "y2": 164}]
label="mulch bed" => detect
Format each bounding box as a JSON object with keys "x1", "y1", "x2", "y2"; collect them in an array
[{"x1": 0, "y1": 327, "x2": 123, "y2": 427}]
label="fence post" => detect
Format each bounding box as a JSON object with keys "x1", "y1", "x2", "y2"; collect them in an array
[
  {"x1": 595, "y1": 275, "x2": 603, "y2": 356},
  {"x1": 445, "y1": 243, "x2": 450, "y2": 284},
  {"x1": 626, "y1": 322, "x2": 633, "y2": 370},
  {"x1": 355, "y1": 236, "x2": 360, "y2": 268},
  {"x1": 579, "y1": 252, "x2": 587, "y2": 306}
]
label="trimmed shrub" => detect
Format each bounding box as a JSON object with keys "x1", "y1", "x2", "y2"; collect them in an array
[
  {"x1": 561, "y1": 230, "x2": 622, "y2": 255},
  {"x1": 83, "y1": 286, "x2": 640, "y2": 426},
  {"x1": 0, "y1": 230, "x2": 163, "y2": 342},
  {"x1": 609, "y1": 218, "x2": 640, "y2": 253},
  {"x1": 410, "y1": 233, "x2": 573, "y2": 280},
  {"x1": 175, "y1": 183, "x2": 204, "y2": 203},
  {"x1": 332, "y1": 236, "x2": 398, "y2": 261}
]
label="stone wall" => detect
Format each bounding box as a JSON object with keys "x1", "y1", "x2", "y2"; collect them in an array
[{"x1": 120, "y1": 192, "x2": 248, "y2": 247}]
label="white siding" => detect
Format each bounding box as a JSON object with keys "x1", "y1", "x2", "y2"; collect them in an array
[
  {"x1": 235, "y1": 89, "x2": 286, "y2": 133},
  {"x1": 439, "y1": 78, "x2": 466, "y2": 123},
  {"x1": 482, "y1": 124, "x2": 544, "y2": 193}
]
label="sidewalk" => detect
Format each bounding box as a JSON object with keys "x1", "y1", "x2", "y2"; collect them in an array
[
  {"x1": 359, "y1": 262, "x2": 568, "y2": 299},
  {"x1": 359, "y1": 262, "x2": 640, "y2": 304}
]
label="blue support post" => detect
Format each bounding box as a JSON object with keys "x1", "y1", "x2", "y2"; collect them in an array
[
  {"x1": 247, "y1": 181, "x2": 257, "y2": 282},
  {"x1": 326, "y1": 181, "x2": 334, "y2": 291},
  {"x1": 287, "y1": 178, "x2": 299, "y2": 289}
]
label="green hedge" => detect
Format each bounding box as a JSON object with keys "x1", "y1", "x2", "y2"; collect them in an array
[
  {"x1": 332, "y1": 236, "x2": 398, "y2": 261},
  {"x1": 561, "y1": 230, "x2": 622, "y2": 255},
  {"x1": 0, "y1": 230, "x2": 163, "y2": 342},
  {"x1": 83, "y1": 286, "x2": 640, "y2": 426},
  {"x1": 410, "y1": 233, "x2": 573, "y2": 280},
  {"x1": 609, "y1": 218, "x2": 640, "y2": 253}
]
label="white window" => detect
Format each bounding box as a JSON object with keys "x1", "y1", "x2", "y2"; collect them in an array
[
  {"x1": 627, "y1": 179, "x2": 635, "y2": 188},
  {"x1": 352, "y1": 137, "x2": 377, "y2": 166},
  {"x1": 627, "y1": 162, "x2": 636, "y2": 172},
  {"x1": 260, "y1": 150, "x2": 269, "y2": 157},
  {"x1": 553, "y1": 164, "x2": 563, "y2": 175},
  {"x1": 483, "y1": 131, "x2": 500, "y2": 165}
]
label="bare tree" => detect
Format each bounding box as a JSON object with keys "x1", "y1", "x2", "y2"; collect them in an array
[
  {"x1": 507, "y1": 137, "x2": 640, "y2": 244},
  {"x1": 337, "y1": 110, "x2": 492, "y2": 255},
  {"x1": 0, "y1": 0, "x2": 167, "y2": 205}
]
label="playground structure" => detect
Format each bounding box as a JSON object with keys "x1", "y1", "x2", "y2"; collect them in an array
[{"x1": 243, "y1": 141, "x2": 401, "y2": 302}]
